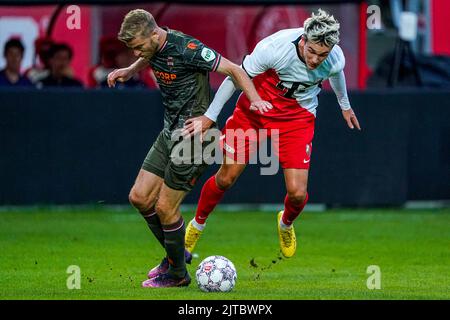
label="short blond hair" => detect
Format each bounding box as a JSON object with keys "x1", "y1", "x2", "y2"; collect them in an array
[
  {"x1": 303, "y1": 9, "x2": 340, "y2": 47},
  {"x1": 118, "y1": 9, "x2": 157, "y2": 43}
]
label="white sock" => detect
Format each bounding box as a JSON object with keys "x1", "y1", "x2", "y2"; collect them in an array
[
  {"x1": 279, "y1": 216, "x2": 292, "y2": 229},
  {"x1": 191, "y1": 219, "x2": 206, "y2": 231}
]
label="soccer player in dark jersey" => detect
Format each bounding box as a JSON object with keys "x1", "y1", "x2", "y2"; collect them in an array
[{"x1": 107, "y1": 9, "x2": 272, "y2": 288}]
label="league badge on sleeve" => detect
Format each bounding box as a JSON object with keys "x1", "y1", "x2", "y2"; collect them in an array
[{"x1": 201, "y1": 47, "x2": 216, "y2": 62}]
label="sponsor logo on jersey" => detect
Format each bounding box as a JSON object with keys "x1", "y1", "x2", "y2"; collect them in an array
[
  {"x1": 187, "y1": 42, "x2": 198, "y2": 50},
  {"x1": 201, "y1": 47, "x2": 216, "y2": 62},
  {"x1": 154, "y1": 70, "x2": 177, "y2": 84},
  {"x1": 276, "y1": 79, "x2": 324, "y2": 97}
]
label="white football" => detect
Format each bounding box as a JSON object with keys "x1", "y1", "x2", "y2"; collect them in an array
[{"x1": 195, "y1": 255, "x2": 237, "y2": 292}]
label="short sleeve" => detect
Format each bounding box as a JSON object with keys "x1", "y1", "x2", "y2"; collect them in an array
[
  {"x1": 182, "y1": 39, "x2": 222, "y2": 72},
  {"x1": 242, "y1": 36, "x2": 276, "y2": 77}
]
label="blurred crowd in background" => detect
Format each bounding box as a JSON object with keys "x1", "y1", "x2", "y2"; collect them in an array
[
  {"x1": 0, "y1": 35, "x2": 157, "y2": 89},
  {"x1": 1, "y1": 1, "x2": 449, "y2": 90}
]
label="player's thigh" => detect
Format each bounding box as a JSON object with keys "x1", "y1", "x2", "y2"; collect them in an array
[
  {"x1": 130, "y1": 169, "x2": 164, "y2": 206},
  {"x1": 283, "y1": 168, "x2": 309, "y2": 201},
  {"x1": 272, "y1": 119, "x2": 314, "y2": 170},
  {"x1": 131, "y1": 130, "x2": 169, "y2": 205},
  {"x1": 221, "y1": 107, "x2": 260, "y2": 165},
  {"x1": 142, "y1": 130, "x2": 170, "y2": 181},
  {"x1": 155, "y1": 183, "x2": 187, "y2": 225},
  {"x1": 215, "y1": 155, "x2": 247, "y2": 190}
]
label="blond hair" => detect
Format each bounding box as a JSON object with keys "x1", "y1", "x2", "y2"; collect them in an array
[
  {"x1": 118, "y1": 9, "x2": 156, "y2": 43},
  {"x1": 303, "y1": 9, "x2": 340, "y2": 47}
]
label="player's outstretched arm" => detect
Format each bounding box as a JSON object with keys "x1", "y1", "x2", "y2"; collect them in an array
[
  {"x1": 107, "y1": 57, "x2": 149, "y2": 87},
  {"x1": 329, "y1": 70, "x2": 361, "y2": 130},
  {"x1": 182, "y1": 76, "x2": 236, "y2": 138},
  {"x1": 182, "y1": 58, "x2": 272, "y2": 138},
  {"x1": 215, "y1": 57, "x2": 272, "y2": 113}
]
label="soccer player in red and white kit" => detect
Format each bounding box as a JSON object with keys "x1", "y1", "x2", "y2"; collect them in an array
[{"x1": 182, "y1": 9, "x2": 361, "y2": 258}]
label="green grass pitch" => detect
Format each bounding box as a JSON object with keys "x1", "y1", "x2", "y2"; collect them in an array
[{"x1": 0, "y1": 207, "x2": 449, "y2": 300}]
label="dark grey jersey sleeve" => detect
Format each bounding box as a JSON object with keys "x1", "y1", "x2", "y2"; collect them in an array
[{"x1": 182, "y1": 40, "x2": 222, "y2": 72}]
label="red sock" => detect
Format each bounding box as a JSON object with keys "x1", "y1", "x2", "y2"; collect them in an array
[
  {"x1": 195, "y1": 175, "x2": 226, "y2": 225},
  {"x1": 282, "y1": 192, "x2": 309, "y2": 226}
]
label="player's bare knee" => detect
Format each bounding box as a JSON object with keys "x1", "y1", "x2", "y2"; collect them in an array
[
  {"x1": 128, "y1": 189, "x2": 143, "y2": 208},
  {"x1": 129, "y1": 189, "x2": 156, "y2": 211},
  {"x1": 288, "y1": 189, "x2": 307, "y2": 205}
]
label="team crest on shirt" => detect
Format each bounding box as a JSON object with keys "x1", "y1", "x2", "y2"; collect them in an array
[
  {"x1": 187, "y1": 42, "x2": 198, "y2": 50},
  {"x1": 201, "y1": 47, "x2": 216, "y2": 62}
]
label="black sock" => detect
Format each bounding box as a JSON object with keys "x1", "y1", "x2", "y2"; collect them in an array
[
  {"x1": 141, "y1": 210, "x2": 165, "y2": 248},
  {"x1": 162, "y1": 217, "x2": 187, "y2": 278}
]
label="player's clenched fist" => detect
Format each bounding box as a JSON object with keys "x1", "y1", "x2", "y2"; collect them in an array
[{"x1": 107, "y1": 68, "x2": 133, "y2": 87}]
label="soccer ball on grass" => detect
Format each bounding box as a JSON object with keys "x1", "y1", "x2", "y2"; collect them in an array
[{"x1": 195, "y1": 255, "x2": 237, "y2": 292}]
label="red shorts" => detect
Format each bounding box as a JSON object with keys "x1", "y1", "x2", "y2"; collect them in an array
[{"x1": 220, "y1": 106, "x2": 315, "y2": 169}]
